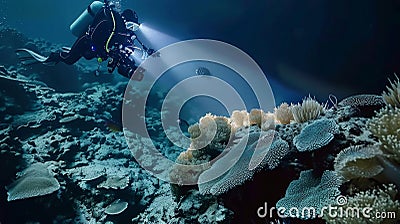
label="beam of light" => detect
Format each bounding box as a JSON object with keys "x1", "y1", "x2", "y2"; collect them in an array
[{"x1": 137, "y1": 23, "x2": 179, "y2": 50}]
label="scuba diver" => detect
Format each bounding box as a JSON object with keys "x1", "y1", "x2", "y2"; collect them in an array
[{"x1": 16, "y1": 0, "x2": 154, "y2": 80}]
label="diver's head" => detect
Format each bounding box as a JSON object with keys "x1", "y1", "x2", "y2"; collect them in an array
[{"x1": 122, "y1": 9, "x2": 140, "y2": 31}]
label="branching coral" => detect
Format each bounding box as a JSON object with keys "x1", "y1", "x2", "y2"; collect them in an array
[
  {"x1": 368, "y1": 106, "x2": 400, "y2": 163},
  {"x1": 291, "y1": 96, "x2": 325, "y2": 123},
  {"x1": 382, "y1": 74, "x2": 400, "y2": 107}
]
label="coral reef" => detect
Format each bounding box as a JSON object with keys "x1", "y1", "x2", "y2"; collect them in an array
[{"x1": 168, "y1": 78, "x2": 400, "y2": 222}]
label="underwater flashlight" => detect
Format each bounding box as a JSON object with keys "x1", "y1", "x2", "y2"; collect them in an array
[{"x1": 126, "y1": 21, "x2": 140, "y2": 32}]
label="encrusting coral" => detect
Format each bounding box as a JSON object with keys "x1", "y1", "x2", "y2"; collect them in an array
[
  {"x1": 104, "y1": 199, "x2": 128, "y2": 215},
  {"x1": 338, "y1": 94, "x2": 385, "y2": 108},
  {"x1": 334, "y1": 144, "x2": 384, "y2": 181},
  {"x1": 6, "y1": 162, "x2": 60, "y2": 201},
  {"x1": 275, "y1": 169, "x2": 343, "y2": 220},
  {"x1": 338, "y1": 94, "x2": 385, "y2": 117},
  {"x1": 198, "y1": 128, "x2": 289, "y2": 195},
  {"x1": 293, "y1": 118, "x2": 339, "y2": 152}
]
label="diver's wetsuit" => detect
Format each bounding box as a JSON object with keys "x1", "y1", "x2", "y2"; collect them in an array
[{"x1": 52, "y1": 6, "x2": 135, "y2": 65}]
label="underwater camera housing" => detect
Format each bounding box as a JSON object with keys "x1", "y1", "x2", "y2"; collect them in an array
[
  {"x1": 107, "y1": 49, "x2": 143, "y2": 81},
  {"x1": 117, "y1": 61, "x2": 140, "y2": 80}
]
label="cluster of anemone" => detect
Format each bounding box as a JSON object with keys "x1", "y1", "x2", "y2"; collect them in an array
[
  {"x1": 365, "y1": 76, "x2": 400, "y2": 165},
  {"x1": 368, "y1": 106, "x2": 400, "y2": 163},
  {"x1": 274, "y1": 96, "x2": 326, "y2": 124},
  {"x1": 290, "y1": 96, "x2": 326, "y2": 123},
  {"x1": 323, "y1": 184, "x2": 400, "y2": 224},
  {"x1": 382, "y1": 74, "x2": 400, "y2": 107}
]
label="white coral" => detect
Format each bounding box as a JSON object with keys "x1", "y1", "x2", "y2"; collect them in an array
[
  {"x1": 274, "y1": 102, "x2": 294, "y2": 124},
  {"x1": 261, "y1": 112, "x2": 276, "y2": 131},
  {"x1": 230, "y1": 110, "x2": 249, "y2": 130}
]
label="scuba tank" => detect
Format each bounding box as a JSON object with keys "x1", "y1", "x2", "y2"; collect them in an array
[{"x1": 70, "y1": 1, "x2": 104, "y2": 37}]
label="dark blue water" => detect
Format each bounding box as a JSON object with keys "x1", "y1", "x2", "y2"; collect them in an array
[{"x1": 3, "y1": 0, "x2": 399, "y2": 102}]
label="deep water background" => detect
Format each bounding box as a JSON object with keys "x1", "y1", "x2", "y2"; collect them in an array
[{"x1": 2, "y1": 0, "x2": 400, "y2": 104}]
